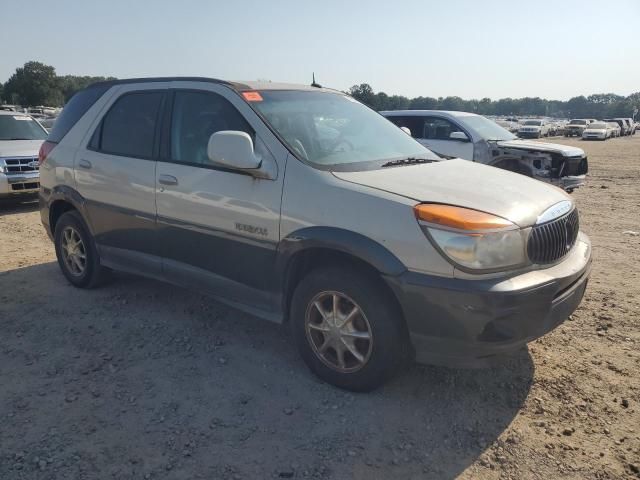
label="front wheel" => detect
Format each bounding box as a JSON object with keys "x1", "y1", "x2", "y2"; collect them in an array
[
  {"x1": 290, "y1": 266, "x2": 408, "y2": 391},
  {"x1": 54, "y1": 210, "x2": 109, "y2": 288}
]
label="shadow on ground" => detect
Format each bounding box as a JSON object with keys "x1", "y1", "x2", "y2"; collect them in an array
[
  {"x1": 0, "y1": 196, "x2": 39, "y2": 217},
  {"x1": 0, "y1": 262, "x2": 534, "y2": 479}
]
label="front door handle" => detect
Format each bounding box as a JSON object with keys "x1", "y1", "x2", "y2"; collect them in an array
[
  {"x1": 158, "y1": 174, "x2": 178, "y2": 186},
  {"x1": 78, "y1": 159, "x2": 92, "y2": 169}
]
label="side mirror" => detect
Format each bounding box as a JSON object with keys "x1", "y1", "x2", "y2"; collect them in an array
[
  {"x1": 400, "y1": 126, "x2": 412, "y2": 136},
  {"x1": 207, "y1": 131, "x2": 261, "y2": 170},
  {"x1": 449, "y1": 131, "x2": 469, "y2": 142}
]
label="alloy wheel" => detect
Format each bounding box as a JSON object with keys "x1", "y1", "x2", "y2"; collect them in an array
[
  {"x1": 304, "y1": 291, "x2": 373, "y2": 373},
  {"x1": 61, "y1": 226, "x2": 87, "y2": 276}
]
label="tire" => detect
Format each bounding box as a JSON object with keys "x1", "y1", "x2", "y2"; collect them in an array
[
  {"x1": 54, "y1": 210, "x2": 109, "y2": 288},
  {"x1": 289, "y1": 266, "x2": 408, "y2": 391}
]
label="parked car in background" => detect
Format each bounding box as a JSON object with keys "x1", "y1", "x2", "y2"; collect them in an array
[
  {"x1": 495, "y1": 119, "x2": 519, "y2": 133},
  {"x1": 607, "y1": 122, "x2": 621, "y2": 137},
  {"x1": 554, "y1": 120, "x2": 568, "y2": 136},
  {"x1": 547, "y1": 122, "x2": 560, "y2": 136},
  {"x1": 604, "y1": 118, "x2": 629, "y2": 136},
  {"x1": 622, "y1": 118, "x2": 635, "y2": 135},
  {"x1": 0, "y1": 111, "x2": 47, "y2": 198},
  {"x1": 564, "y1": 119, "x2": 593, "y2": 137},
  {"x1": 38, "y1": 78, "x2": 592, "y2": 391},
  {"x1": 581, "y1": 122, "x2": 610, "y2": 141},
  {"x1": 382, "y1": 110, "x2": 588, "y2": 191},
  {"x1": 39, "y1": 116, "x2": 57, "y2": 130},
  {"x1": 518, "y1": 119, "x2": 551, "y2": 138}
]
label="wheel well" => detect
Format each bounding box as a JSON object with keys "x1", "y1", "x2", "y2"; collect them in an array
[
  {"x1": 282, "y1": 248, "x2": 403, "y2": 324},
  {"x1": 49, "y1": 200, "x2": 76, "y2": 234}
]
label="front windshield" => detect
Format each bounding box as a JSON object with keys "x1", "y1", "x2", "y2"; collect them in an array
[
  {"x1": 524, "y1": 120, "x2": 542, "y2": 126},
  {"x1": 248, "y1": 90, "x2": 437, "y2": 167},
  {"x1": 0, "y1": 115, "x2": 48, "y2": 140},
  {"x1": 460, "y1": 116, "x2": 515, "y2": 141},
  {"x1": 569, "y1": 119, "x2": 587, "y2": 125},
  {"x1": 589, "y1": 123, "x2": 607, "y2": 129}
]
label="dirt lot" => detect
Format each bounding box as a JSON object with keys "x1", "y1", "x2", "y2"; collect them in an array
[{"x1": 1, "y1": 135, "x2": 639, "y2": 480}]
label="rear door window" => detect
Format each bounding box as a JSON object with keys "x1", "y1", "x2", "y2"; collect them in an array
[{"x1": 95, "y1": 91, "x2": 164, "y2": 159}]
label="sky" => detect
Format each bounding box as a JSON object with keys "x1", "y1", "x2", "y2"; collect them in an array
[{"x1": 1, "y1": 0, "x2": 639, "y2": 100}]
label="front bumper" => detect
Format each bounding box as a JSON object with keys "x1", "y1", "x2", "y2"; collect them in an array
[
  {"x1": 518, "y1": 131, "x2": 542, "y2": 138},
  {"x1": 555, "y1": 174, "x2": 586, "y2": 191},
  {"x1": 0, "y1": 172, "x2": 40, "y2": 197},
  {"x1": 385, "y1": 232, "x2": 591, "y2": 367},
  {"x1": 565, "y1": 129, "x2": 584, "y2": 136}
]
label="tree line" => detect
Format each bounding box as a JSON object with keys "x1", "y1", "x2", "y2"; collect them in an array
[
  {"x1": 1, "y1": 61, "x2": 638, "y2": 120},
  {"x1": 348, "y1": 83, "x2": 640, "y2": 119},
  {"x1": 0, "y1": 61, "x2": 115, "y2": 108}
]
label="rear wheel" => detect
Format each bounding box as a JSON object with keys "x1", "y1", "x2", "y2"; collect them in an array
[
  {"x1": 290, "y1": 266, "x2": 408, "y2": 391},
  {"x1": 54, "y1": 211, "x2": 109, "y2": 288}
]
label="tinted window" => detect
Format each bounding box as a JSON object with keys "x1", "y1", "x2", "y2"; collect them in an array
[
  {"x1": 98, "y1": 91, "x2": 164, "y2": 159},
  {"x1": 0, "y1": 114, "x2": 48, "y2": 140},
  {"x1": 48, "y1": 84, "x2": 110, "y2": 143},
  {"x1": 170, "y1": 91, "x2": 253, "y2": 165},
  {"x1": 421, "y1": 117, "x2": 464, "y2": 140}
]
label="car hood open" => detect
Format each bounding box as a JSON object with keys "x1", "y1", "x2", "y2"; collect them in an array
[
  {"x1": 332, "y1": 159, "x2": 571, "y2": 228},
  {"x1": 495, "y1": 139, "x2": 585, "y2": 157}
]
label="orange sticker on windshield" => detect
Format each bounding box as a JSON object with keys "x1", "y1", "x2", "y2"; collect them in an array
[{"x1": 242, "y1": 91, "x2": 263, "y2": 102}]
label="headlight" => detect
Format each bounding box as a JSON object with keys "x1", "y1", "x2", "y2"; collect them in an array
[{"x1": 414, "y1": 204, "x2": 527, "y2": 272}]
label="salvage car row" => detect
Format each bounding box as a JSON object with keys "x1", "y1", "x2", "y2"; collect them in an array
[{"x1": 494, "y1": 117, "x2": 637, "y2": 139}]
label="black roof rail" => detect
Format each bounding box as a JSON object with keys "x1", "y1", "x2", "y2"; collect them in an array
[{"x1": 86, "y1": 77, "x2": 251, "y2": 91}]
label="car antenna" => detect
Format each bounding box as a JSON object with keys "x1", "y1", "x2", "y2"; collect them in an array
[{"x1": 311, "y1": 72, "x2": 322, "y2": 88}]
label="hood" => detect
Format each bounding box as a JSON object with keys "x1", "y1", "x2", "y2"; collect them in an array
[
  {"x1": 519, "y1": 125, "x2": 541, "y2": 129},
  {"x1": 496, "y1": 139, "x2": 585, "y2": 157},
  {"x1": 565, "y1": 124, "x2": 585, "y2": 129},
  {"x1": 331, "y1": 159, "x2": 570, "y2": 228},
  {"x1": 584, "y1": 128, "x2": 606, "y2": 133},
  {"x1": 0, "y1": 140, "x2": 44, "y2": 158}
]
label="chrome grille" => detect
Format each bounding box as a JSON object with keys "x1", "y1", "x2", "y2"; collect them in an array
[
  {"x1": 3, "y1": 156, "x2": 39, "y2": 174},
  {"x1": 528, "y1": 209, "x2": 579, "y2": 264}
]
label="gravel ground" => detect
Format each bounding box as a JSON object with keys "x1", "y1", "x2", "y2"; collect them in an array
[{"x1": 1, "y1": 135, "x2": 639, "y2": 480}]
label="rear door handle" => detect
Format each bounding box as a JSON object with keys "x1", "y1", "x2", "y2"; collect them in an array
[
  {"x1": 158, "y1": 174, "x2": 178, "y2": 186},
  {"x1": 78, "y1": 159, "x2": 92, "y2": 169}
]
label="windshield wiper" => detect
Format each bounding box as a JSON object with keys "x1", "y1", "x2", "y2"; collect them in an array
[
  {"x1": 381, "y1": 157, "x2": 437, "y2": 168},
  {"x1": 5, "y1": 137, "x2": 34, "y2": 140}
]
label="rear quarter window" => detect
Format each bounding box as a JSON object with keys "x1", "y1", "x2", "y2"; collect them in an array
[{"x1": 48, "y1": 84, "x2": 111, "y2": 143}]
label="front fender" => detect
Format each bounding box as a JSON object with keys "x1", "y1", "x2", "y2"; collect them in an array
[{"x1": 276, "y1": 226, "x2": 407, "y2": 280}]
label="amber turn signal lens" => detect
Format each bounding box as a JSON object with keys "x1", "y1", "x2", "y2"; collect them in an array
[
  {"x1": 242, "y1": 91, "x2": 263, "y2": 102},
  {"x1": 414, "y1": 204, "x2": 513, "y2": 231}
]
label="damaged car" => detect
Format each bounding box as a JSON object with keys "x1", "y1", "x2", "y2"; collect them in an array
[{"x1": 382, "y1": 110, "x2": 588, "y2": 192}]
